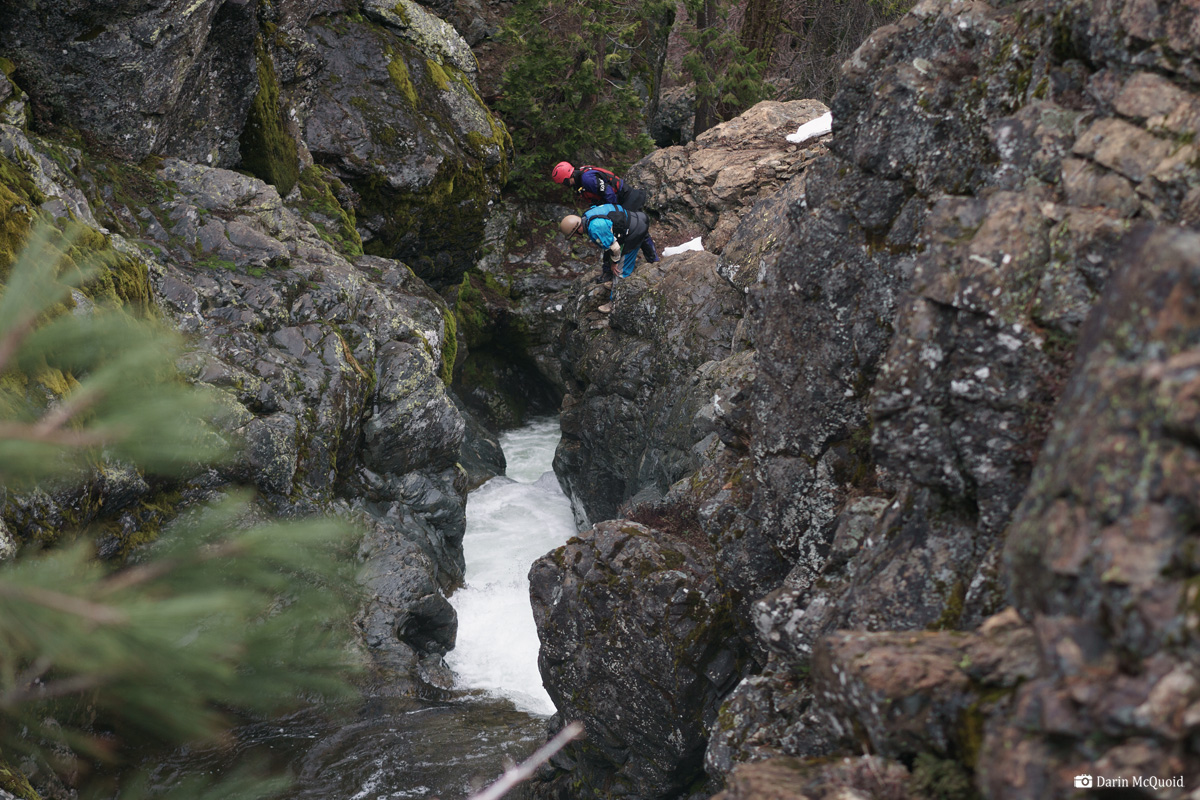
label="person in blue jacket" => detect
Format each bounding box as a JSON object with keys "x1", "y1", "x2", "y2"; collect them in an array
[{"x1": 560, "y1": 204, "x2": 658, "y2": 312}]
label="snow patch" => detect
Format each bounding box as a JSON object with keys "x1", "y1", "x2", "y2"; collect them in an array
[
  {"x1": 663, "y1": 236, "x2": 704, "y2": 256},
  {"x1": 786, "y1": 111, "x2": 833, "y2": 144}
]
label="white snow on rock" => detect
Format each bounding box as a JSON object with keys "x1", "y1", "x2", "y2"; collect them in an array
[
  {"x1": 786, "y1": 111, "x2": 832, "y2": 144},
  {"x1": 663, "y1": 237, "x2": 704, "y2": 257}
]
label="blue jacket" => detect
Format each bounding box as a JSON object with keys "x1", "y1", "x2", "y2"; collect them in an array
[
  {"x1": 582, "y1": 204, "x2": 623, "y2": 248},
  {"x1": 577, "y1": 170, "x2": 621, "y2": 205},
  {"x1": 582, "y1": 204, "x2": 650, "y2": 251}
]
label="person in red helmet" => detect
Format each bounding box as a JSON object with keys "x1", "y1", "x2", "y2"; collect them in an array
[{"x1": 551, "y1": 162, "x2": 647, "y2": 211}]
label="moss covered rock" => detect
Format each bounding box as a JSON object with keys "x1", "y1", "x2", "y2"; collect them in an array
[
  {"x1": 302, "y1": 12, "x2": 509, "y2": 287},
  {"x1": 239, "y1": 35, "x2": 300, "y2": 197},
  {"x1": 0, "y1": 0, "x2": 259, "y2": 165}
]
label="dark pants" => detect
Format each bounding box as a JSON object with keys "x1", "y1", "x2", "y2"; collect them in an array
[{"x1": 601, "y1": 210, "x2": 657, "y2": 279}]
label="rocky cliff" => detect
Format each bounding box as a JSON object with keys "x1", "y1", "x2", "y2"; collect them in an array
[
  {"x1": 0, "y1": 0, "x2": 510, "y2": 704},
  {"x1": 5, "y1": 0, "x2": 1200, "y2": 796},
  {"x1": 529, "y1": 0, "x2": 1200, "y2": 797}
]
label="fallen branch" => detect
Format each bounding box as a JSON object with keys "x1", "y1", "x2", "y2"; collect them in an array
[{"x1": 468, "y1": 721, "x2": 584, "y2": 800}]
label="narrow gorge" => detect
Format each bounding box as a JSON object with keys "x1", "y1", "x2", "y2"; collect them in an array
[{"x1": 1, "y1": 0, "x2": 1199, "y2": 799}]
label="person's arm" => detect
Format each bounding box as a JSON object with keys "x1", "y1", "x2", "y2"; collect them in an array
[
  {"x1": 586, "y1": 217, "x2": 615, "y2": 249},
  {"x1": 586, "y1": 218, "x2": 621, "y2": 266}
]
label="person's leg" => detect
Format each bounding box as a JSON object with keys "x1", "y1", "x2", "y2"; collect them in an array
[
  {"x1": 621, "y1": 249, "x2": 638, "y2": 278},
  {"x1": 597, "y1": 252, "x2": 615, "y2": 283},
  {"x1": 640, "y1": 233, "x2": 659, "y2": 263}
]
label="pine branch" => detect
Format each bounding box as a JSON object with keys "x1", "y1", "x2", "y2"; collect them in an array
[
  {"x1": 0, "y1": 423, "x2": 117, "y2": 447},
  {"x1": 0, "y1": 312, "x2": 38, "y2": 375},
  {"x1": 1, "y1": 674, "x2": 106, "y2": 708},
  {"x1": 0, "y1": 582, "x2": 128, "y2": 627},
  {"x1": 96, "y1": 539, "x2": 246, "y2": 597},
  {"x1": 31, "y1": 385, "x2": 104, "y2": 438}
]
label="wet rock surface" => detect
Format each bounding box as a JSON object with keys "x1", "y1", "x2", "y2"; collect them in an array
[
  {"x1": 0, "y1": 0, "x2": 260, "y2": 165},
  {"x1": 0, "y1": 0, "x2": 519, "y2": 698},
  {"x1": 0, "y1": 120, "x2": 471, "y2": 687},
  {"x1": 300, "y1": 8, "x2": 507, "y2": 283},
  {"x1": 6, "y1": 0, "x2": 1200, "y2": 793}
]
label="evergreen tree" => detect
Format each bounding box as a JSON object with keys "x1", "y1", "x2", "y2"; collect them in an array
[
  {"x1": 494, "y1": 0, "x2": 671, "y2": 198},
  {"x1": 0, "y1": 224, "x2": 361, "y2": 799},
  {"x1": 682, "y1": 0, "x2": 771, "y2": 136}
]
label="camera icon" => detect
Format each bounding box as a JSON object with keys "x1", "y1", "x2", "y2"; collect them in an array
[{"x1": 1074, "y1": 775, "x2": 1094, "y2": 788}]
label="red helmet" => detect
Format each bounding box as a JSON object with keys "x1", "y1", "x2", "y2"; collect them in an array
[{"x1": 551, "y1": 161, "x2": 574, "y2": 184}]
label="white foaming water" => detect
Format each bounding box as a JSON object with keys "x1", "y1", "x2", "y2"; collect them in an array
[{"x1": 447, "y1": 418, "x2": 576, "y2": 716}]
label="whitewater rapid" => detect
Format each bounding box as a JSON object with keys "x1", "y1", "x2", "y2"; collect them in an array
[{"x1": 446, "y1": 418, "x2": 576, "y2": 716}]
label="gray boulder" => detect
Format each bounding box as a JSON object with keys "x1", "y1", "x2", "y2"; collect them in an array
[
  {"x1": 529, "y1": 520, "x2": 742, "y2": 800},
  {"x1": 628, "y1": 100, "x2": 829, "y2": 253},
  {"x1": 300, "y1": 8, "x2": 508, "y2": 284},
  {"x1": 0, "y1": 0, "x2": 258, "y2": 165},
  {"x1": 364, "y1": 341, "x2": 464, "y2": 476}
]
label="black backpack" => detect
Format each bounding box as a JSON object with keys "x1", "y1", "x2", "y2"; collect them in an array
[{"x1": 584, "y1": 206, "x2": 630, "y2": 243}]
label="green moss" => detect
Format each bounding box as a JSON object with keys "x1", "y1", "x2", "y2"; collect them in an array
[
  {"x1": 69, "y1": 226, "x2": 153, "y2": 313},
  {"x1": 0, "y1": 152, "x2": 153, "y2": 314},
  {"x1": 439, "y1": 305, "x2": 457, "y2": 385},
  {"x1": 196, "y1": 255, "x2": 238, "y2": 271},
  {"x1": 908, "y1": 753, "x2": 979, "y2": 800},
  {"x1": 1012, "y1": 68, "x2": 1032, "y2": 98},
  {"x1": 0, "y1": 754, "x2": 40, "y2": 800},
  {"x1": 442, "y1": 64, "x2": 512, "y2": 167},
  {"x1": 927, "y1": 579, "x2": 967, "y2": 631},
  {"x1": 95, "y1": 489, "x2": 183, "y2": 560},
  {"x1": 386, "y1": 48, "x2": 419, "y2": 107},
  {"x1": 464, "y1": 130, "x2": 492, "y2": 158},
  {"x1": 377, "y1": 125, "x2": 399, "y2": 146},
  {"x1": 239, "y1": 35, "x2": 299, "y2": 197},
  {"x1": 296, "y1": 166, "x2": 363, "y2": 257},
  {"x1": 0, "y1": 153, "x2": 43, "y2": 272},
  {"x1": 450, "y1": 271, "x2": 515, "y2": 349},
  {"x1": 425, "y1": 59, "x2": 451, "y2": 91}
]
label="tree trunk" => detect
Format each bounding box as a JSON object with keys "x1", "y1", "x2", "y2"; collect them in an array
[
  {"x1": 692, "y1": 0, "x2": 722, "y2": 136},
  {"x1": 740, "y1": 0, "x2": 783, "y2": 65}
]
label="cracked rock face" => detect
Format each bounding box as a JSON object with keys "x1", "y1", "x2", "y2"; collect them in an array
[
  {"x1": 544, "y1": 0, "x2": 1200, "y2": 793},
  {"x1": 0, "y1": 0, "x2": 509, "y2": 288},
  {"x1": 739, "y1": 0, "x2": 1200, "y2": 730},
  {"x1": 551, "y1": 250, "x2": 748, "y2": 525},
  {"x1": 529, "y1": 520, "x2": 742, "y2": 800},
  {"x1": 992, "y1": 227, "x2": 1200, "y2": 799}
]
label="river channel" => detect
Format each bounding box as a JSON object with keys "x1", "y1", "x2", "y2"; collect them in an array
[{"x1": 146, "y1": 418, "x2": 576, "y2": 800}]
